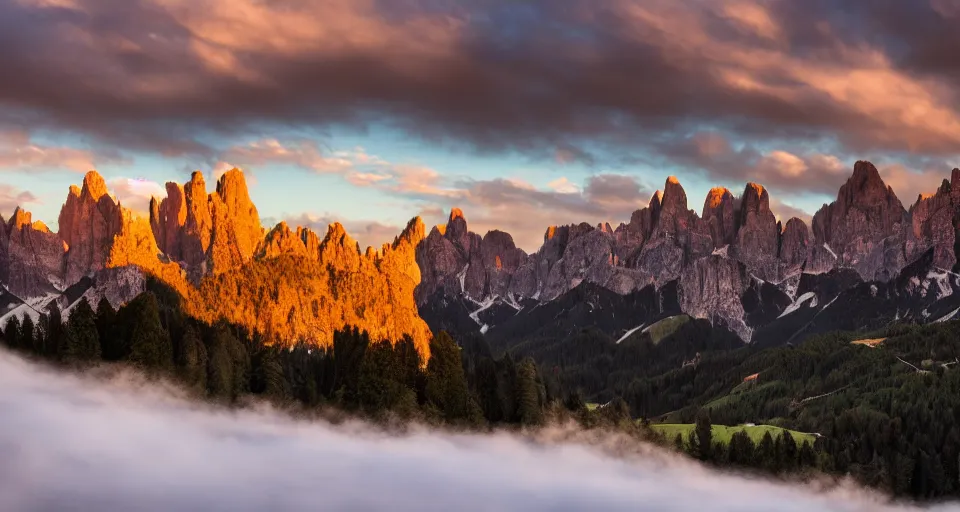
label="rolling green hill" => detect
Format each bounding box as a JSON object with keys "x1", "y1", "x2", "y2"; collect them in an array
[{"x1": 650, "y1": 423, "x2": 817, "y2": 447}]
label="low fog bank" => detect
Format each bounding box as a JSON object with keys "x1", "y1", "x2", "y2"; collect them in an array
[{"x1": 0, "y1": 351, "x2": 953, "y2": 512}]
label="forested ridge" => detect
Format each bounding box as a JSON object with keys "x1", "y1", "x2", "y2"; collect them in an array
[{"x1": 500, "y1": 313, "x2": 960, "y2": 501}]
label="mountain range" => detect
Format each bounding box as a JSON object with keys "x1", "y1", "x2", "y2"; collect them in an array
[{"x1": 4, "y1": 160, "x2": 960, "y2": 353}]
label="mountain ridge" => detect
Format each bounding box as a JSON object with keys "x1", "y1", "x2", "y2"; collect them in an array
[{"x1": 4, "y1": 160, "x2": 960, "y2": 350}]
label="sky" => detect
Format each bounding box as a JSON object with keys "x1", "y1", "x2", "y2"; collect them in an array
[
  {"x1": 3, "y1": 0, "x2": 960, "y2": 251},
  {"x1": 0, "y1": 348, "x2": 950, "y2": 512}
]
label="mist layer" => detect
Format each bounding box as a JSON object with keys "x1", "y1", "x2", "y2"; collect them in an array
[{"x1": 0, "y1": 351, "x2": 950, "y2": 512}]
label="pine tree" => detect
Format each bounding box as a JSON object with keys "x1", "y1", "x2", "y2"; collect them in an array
[
  {"x1": 799, "y1": 441, "x2": 817, "y2": 468},
  {"x1": 46, "y1": 304, "x2": 63, "y2": 358},
  {"x1": 757, "y1": 431, "x2": 777, "y2": 472},
  {"x1": 19, "y1": 315, "x2": 35, "y2": 354},
  {"x1": 393, "y1": 335, "x2": 423, "y2": 398},
  {"x1": 126, "y1": 293, "x2": 173, "y2": 371},
  {"x1": 57, "y1": 326, "x2": 79, "y2": 362},
  {"x1": 727, "y1": 430, "x2": 756, "y2": 466},
  {"x1": 515, "y1": 357, "x2": 545, "y2": 426},
  {"x1": 426, "y1": 331, "x2": 482, "y2": 424},
  {"x1": 674, "y1": 433, "x2": 685, "y2": 451},
  {"x1": 206, "y1": 331, "x2": 234, "y2": 398},
  {"x1": 205, "y1": 324, "x2": 248, "y2": 400},
  {"x1": 693, "y1": 409, "x2": 713, "y2": 461},
  {"x1": 176, "y1": 324, "x2": 207, "y2": 391},
  {"x1": 95, "y1": 297, "x2": 117, "y2": 358},
  {"x1": 2, "y1": 315, "x2": 20, "y2": 350},
  {"x1": 224, "y1": 326, "x2": 250, "y2": 398},
  {"x1": 779, "y1": 430, "x2": 798, "y2": 471},
  {"x1": 252, "y1": 347, "x2": 286, "y2": 399},
  {"x1": 358, "y1": 340, "x2": 404, "y2": 414},
  {"x1": 68, "y1": 297, "x2": 101, "y2": 362},
  {"x1": 34, "y1": 314, "x2": 50, "y2": 357},
  {"x1": 333, "y1": 327, "x2": 369, "y2": 405}
]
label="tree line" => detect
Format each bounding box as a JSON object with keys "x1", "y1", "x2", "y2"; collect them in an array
[{"x1": 0, "y1": 289, "x2": 556, "y2": 429}]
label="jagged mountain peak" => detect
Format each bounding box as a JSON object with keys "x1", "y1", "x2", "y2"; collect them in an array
[
  {"x1": 704, "y1": 186, "x2": 733, "y2": 210},
  {"x1": 9, "y1": 206, "x2": 33, "y2": 231},
  {"x1": 740, "y1": 181, "x2": 773, "y2": 216},
  {"x1": 660, "y1": 175, "x2": 687, "y2": 211},
  {"x1": 652, "y1": 190, "x2": 664, "y2": 206},
  {"x1": 838, "y1": 160, "x2": 903, "y2": 210},
  {"x1": 395, "y1": 216, "x2": 426, "y2": 248},
  {"x1": 445, "y1": 207, "x2": 469, "y2": 243},
  {"x1": 743, "y1": 182, "x2": 767, "y2": 200},
  {"x1": 81, "y1": 170, "x2": 109, "y2": 201}
]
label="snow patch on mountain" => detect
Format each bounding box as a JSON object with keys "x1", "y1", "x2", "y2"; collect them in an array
[
  {"x1": 616, "y1": 324, "x2": 646, "y2": 344},
  {"x1": 778, "y1": 292, "x2": 818, "y2": 318}
]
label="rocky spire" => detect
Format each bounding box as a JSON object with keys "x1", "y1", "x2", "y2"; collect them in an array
[
  {"x1": 5, "y1": 206, "x2": 64, "y2": 298},
  {"x1": 909, "y1": 177, "x2": 957, "y2": 270},
  {"x1": 211, "y1": 168, "x2": 264, "y2": 266},
  {"x1": 150, "y1": 182, "x2": 187, "y2": 260},
  {"x1": 702, "y1": 186, "x2": 737, "y2": 248},
  {"x1": 58, "y1": 170, "x2": 123, "y2": 284},
  {"x1": 660, "y1": 176, "x2": 688, "y2": 214},
  {"x1": 258, "y1": 221, "x2": 308, "y2": 259},
  {"x1": 735, "y1": 182, "x2": 779, "y2": 281},
  {"x1": 320, "y1": 222, "x2": 361, "y2": 271},
  {"x1": 810, "y1": 160, "x2": 908, "y2": 280},
  {"x1": 80, "y1": 170, "x2": 109, "y2": 201},
  {"x1": 779, "y1": 217, "x2": 811, "y2": 276},
  {"x1": 444, "y1": 207, "x2": 470, "y2": 252}
]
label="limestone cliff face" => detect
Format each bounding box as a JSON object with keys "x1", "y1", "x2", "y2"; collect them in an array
[
  {"x1": 258, "y1": 222, "x2": 310, "y2": 259},
  {"x1": 702, "y1": 187, "x2": 738, "y2": 249},
  {"x1": 636, "y1": 177, "x2": 712, "y2": 286},
  {"x1": 5, "y1": 208, "x2": 65, "y2": 297},
  {"x1": 414, "y1": 161, "x2": 960, "y2": 342},
  {"x1": 909, "y1": 177, "x2": 957, "y2": 271},
  {"x1": 733, "y1": 183, "x2": 779, "y2": 282},
  {"x1": 199, "y1": 216, "x2": 432, "y2": 354},
  {"x1": 149, "y1": 169, "x2": 265, "y2": 281},
  {"x1": 779, "y1": 217, "x2": 811, "y2": 277},
  {"x1": 2, "y1": 168, "x2": 432, "y2": 354},
  {"x1": 58, "y1": 171, "x2": 123, "y2": 284},
  {"x1": 810, "y1": 161, "x2": 908, "y2": 281},
  {"x1": 416, "y1": 209, "x2": 530, "y2": 303},
  {"x1": 679, "y1": 255, "x2": 751, "y2": 341}
]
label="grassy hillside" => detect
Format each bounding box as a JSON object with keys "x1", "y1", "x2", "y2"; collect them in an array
[{"x1": 651, "y1": 423, "x2": 817, "y2": 447}]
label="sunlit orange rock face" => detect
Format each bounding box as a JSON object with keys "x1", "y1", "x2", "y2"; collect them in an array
[
  {"x1": 1, "y1": 168, "x2": 433, "y2": 355},
  {"x1": 144, "y1": 169, "x2": 430, "y2": 353},
  {"x1": 59, "y1": 171, "x2": 124, "y2": 285},
  {"x1": 198, "y1": 216, "x2": 431, "y2": 355}
]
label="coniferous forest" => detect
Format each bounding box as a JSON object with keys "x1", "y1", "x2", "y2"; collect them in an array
[{"x1": 3, "y1": 280, "x2": 837, "y2": 494}]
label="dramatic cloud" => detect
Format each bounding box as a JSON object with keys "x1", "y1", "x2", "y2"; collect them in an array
[
  {"x1": 220, "y1": 139, "x2": 384, "y2": 176},
  {"x1": 0, "y1": 129, "x2": 123, "y2": 173},
  {"x1": 0, "y1": 350, "x2": 947, "y2": 512},
  {"x1": 6, "y1": 0, "x2": 960, "y2": 178},
  {"x1": 0, "y1": 184, "x2": 39, "y2": 218}
]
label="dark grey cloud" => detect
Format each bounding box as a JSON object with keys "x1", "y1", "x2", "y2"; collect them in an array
[
  {"x1": 0, "y1": 350, "x2": 943, "y2": 512},
  {"x1": 4, "y1": 0, "x2": 960, "y2": 169}
]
